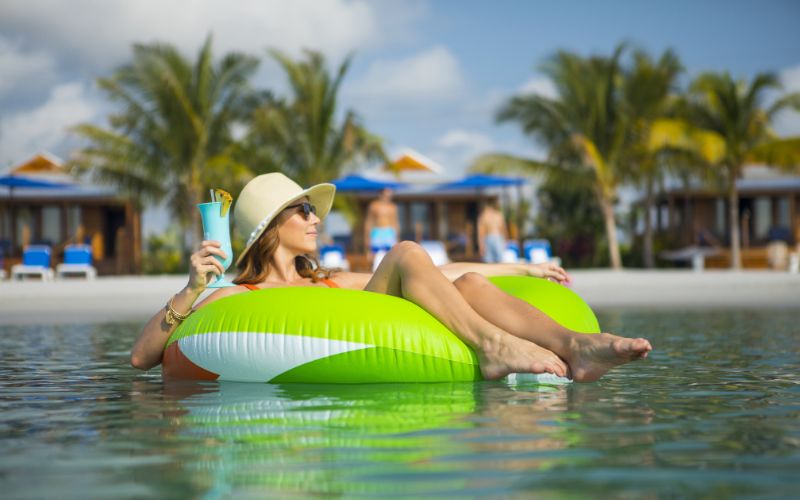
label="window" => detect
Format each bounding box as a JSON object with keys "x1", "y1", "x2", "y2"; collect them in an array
[
  {"x1": 42, "y1": 205, "x2": 61, "y2": 246},
  {"x1": 410, "y1": 202, "x2": 430, "y2": 240},
  {"x1": 16, "y1": 207, "x2": 32, "y2": 249},
  {"x1": 68, "y1": 206, "x2": 82, "y2": 241},
  {"x1": 714, "y1": 198, "x2": 726, "y2": 235},
  {"x1": 754, "y1": 197, "x2": 771, "y2": 241},
  {"x1": 777, "y1": 197, "x2": 790, "y2": 227}
]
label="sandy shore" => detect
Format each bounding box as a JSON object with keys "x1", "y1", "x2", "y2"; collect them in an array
[{"x1": 0, "y1": 270, "x2": 798, "y2": 326}]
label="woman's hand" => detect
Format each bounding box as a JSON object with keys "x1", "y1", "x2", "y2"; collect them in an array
[
  {"x1": 524, "y1": 262, "x2": 571, "y2": 285},
  {"x1": 187, "y1": 240, "x2": 228, "y2": 293}
]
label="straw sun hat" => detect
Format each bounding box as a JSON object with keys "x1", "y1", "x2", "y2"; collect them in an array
[{"x1": 234, "y1": 173, "x2": 336, "y2": 265}]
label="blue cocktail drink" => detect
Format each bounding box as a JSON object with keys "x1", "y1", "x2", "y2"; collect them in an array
[{"x1": 198, "y1": 201, "x2": 235, "y2": 288}]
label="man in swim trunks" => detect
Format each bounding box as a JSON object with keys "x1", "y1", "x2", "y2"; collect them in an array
[
  {"x1": 364, "y1": 188, "x2": 400, "y2": 257},
  {"x1": 478, "y1": 199, "x2": 508, "y2": 263}
]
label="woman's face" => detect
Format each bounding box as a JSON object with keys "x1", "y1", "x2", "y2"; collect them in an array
[{"x1": 277, "y1": 197, "x2": 320, "y2": 254}]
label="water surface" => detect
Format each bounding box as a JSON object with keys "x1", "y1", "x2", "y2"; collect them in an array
[{"x1": 1, "y1": 309, "x2": 799, "y2": 498}]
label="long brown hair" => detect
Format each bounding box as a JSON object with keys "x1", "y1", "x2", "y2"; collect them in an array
[{"x1": 233, "y1": 207, "x2": 335, "y2": 285}]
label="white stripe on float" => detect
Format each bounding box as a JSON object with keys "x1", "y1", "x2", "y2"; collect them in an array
[{"x1": 178, "y1": 332, "x2": 375, "y2": 382}]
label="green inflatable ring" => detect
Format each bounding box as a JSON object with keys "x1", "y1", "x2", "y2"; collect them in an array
[{"x1": 162, "y1": 276, "x2": 599, "y2": 383}]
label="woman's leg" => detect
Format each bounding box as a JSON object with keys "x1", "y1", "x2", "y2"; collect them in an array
[
  {"x1": 452, "y1": 272, "x2": 652, "y2": 382},
  {"x1": 364, "y1": 241, "x2": 568, "y2": 379}
]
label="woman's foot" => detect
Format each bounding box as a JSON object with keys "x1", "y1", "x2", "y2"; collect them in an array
[
  {"x1": 566, "y1": 333, "x2": 652, "y2": 382},
  {"x1": 478, "y1": 333, "x2": 569, "y2": 381}
]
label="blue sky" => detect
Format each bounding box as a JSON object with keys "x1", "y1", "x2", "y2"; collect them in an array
[{"x1": 1, "y1": 0, "x2": 799, "y2": 179}]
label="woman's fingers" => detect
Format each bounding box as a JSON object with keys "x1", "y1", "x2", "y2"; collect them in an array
[
  {"x1": 195, "y1": 245, "x2": 227, "y2": 260},
  {"x1": 198, "y1": 256, "x2": 225, "y2": 274}
]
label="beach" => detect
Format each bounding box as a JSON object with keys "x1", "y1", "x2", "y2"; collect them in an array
[{"x1": 1, "y1": 270, "x2": 797, "y2": 326}]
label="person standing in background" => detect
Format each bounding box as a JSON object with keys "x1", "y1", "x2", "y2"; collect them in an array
[
  {"x1": 364, "y1": 188, "x2": 400, "y2": 258},
  {"x1": 478, "y1": 199, "x2": 507, "y2": 263}
]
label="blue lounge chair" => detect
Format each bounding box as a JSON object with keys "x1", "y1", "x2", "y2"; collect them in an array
[
  {"x1": 523, "y1": 239, "x2": 561, "y2": 265},
  {"x1": 320, "y1": 244, "x2": 350, "y2": 271},
  {"x1": 11, "y1": 245, "x2": 55, "y2": 281},
  {"x1": 502, "y1": 241, "x2": 521, "y2": 263},
  {"x1": 56, "y1": 244, "x2": 97, "y2": 279}
]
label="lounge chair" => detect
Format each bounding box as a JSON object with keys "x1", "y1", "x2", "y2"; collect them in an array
[
  {"x1": 11, "y1": 245, "x2": 55, "y2": 281},
  {"x1": 501, "y1": 241, "x2": 521, "y2": 263},
  {"x1": 320, "y1": 244, "x2": 350, "y2": 271},
  {"x1": 659, "y1": 245, "x2": 720, "y2": 272},
  {"x1": 420, "y1": 240, "x2": 450, "y2": 266},
  {"x1": 523, "y1": 239, "x2": 562, "y2": 266},
  {"x1": 56, "y1": 244, "x2": 97, "y2": 279}
]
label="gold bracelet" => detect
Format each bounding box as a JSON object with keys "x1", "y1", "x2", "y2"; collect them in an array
[{"x1": 165, "y1": 294, "x2": 192, "y2": 325}]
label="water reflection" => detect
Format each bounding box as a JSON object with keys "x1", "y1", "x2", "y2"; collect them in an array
[{"x1": 145, "y1": 380, "x2": 564, "y2": 496}]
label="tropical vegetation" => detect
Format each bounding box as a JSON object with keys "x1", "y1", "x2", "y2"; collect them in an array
[
  {"x1": 243, "y1": 50, "x2": 386, "y2": 186},
  {"x1": 67, "y1": 36, "x2": 800, "y2": 269},
  {"x1": 70, "y1": 41, "x2": 386, "y2": 256},
  {"x1": 69, "y1": 36, "x2": 258, "y2": 252},
  {"x1": 677, "y1": 71, "x2": 800, "y2": 268},
  {"x1": 474, "y1": 46, "x2": 800, "y2": 269}
]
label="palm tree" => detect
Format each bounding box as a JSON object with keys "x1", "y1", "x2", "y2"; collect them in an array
[
  {"x1": 474, "y1": 46, "x2": 630, "y2": 269},
  {"x1": 622, "y1": 49, "x2": 683, "y2": 267},
  {"x1": 244, "y1": 49, "x2": 386, "y2": 186},
  {"x1": 69, "y1": 36, "x2": 258, "y2": 252},
  {"x1": 681, "y1": 72, "x2": 800, "y2": 268}
]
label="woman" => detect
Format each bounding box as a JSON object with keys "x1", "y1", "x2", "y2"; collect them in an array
[{"x1": 131, "y1": 173, "x2": 652, "y2": 381}]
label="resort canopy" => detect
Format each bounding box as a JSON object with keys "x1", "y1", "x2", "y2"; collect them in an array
[
  {"x1": 383, "y1": 149, "x2": 443, "y2": 175},
  {"x1": 330, "y1": 174, "x2": 407, "y2": 192}
]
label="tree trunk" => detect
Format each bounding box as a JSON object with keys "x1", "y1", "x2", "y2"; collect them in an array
[
  {"x1": 600, "y1": 196, "x2": 622, "y2": 270},
  {"x1": 727, "y1": 171, "x2": 741, "y2": 270},
  {"x1": 642, "y1": 176, "x2": 655, "y2": 268},
  {"x1": 189, "y1": 184, "x2": 202, "y2": 253}
]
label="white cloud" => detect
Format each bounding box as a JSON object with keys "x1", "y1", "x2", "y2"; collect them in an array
[
  {"x1": 773, "y1": 64, "x2": 800, "y2": 136},
  {"x1": 0, "y1": 0, "x2": 386, "y2": 70},
  {"x1": 430, "y1": 129, "x2": 495, "y2": 175},
  {"x1": 437, "y1": 129, "x2": 495, "y2": 151},
  {"x1": 0, "y1": 36, "x2": 58, "y2": 100},
  {"x1": 349, "y1": 46, "x2": 466, "y2": 103},
  {"x1": 517, "y1": 76, "x2": 557, "y2": 99},
  {"x1": 427, "y1": 127, "x2": 547, "y2": 176},
  {"x1": 0, "y1": 82, "x2": 100, "y2": 165}
]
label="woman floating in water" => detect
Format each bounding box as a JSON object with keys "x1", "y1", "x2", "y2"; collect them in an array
[{"x1": 131, "y1": 173, "x2": 652, "y2": 380}]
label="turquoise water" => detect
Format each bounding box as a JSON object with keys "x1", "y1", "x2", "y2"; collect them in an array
[{"x1": 1, "y1": 309, "x2": 799, "y2": 498}]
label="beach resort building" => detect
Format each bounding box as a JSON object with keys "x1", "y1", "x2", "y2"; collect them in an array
[
  {"x1": 632, "y1": 166, "x2": 800, "y2": 268},
  {"x1": 0, "y1": 153, "x2": 142, "y2": 276}
]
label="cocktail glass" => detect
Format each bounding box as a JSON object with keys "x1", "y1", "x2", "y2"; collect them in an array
[{"x1": 198, "y1": 201, "x2": 235, "y2": 288}]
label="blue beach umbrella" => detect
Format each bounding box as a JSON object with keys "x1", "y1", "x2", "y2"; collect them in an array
[
  {"x1": 0, "y1": 174, "x2": 70, "y2": 192},
  {"x1": 436, "y1": 174, "x2": 526, "y2": 190},
  {"x1": 330, "y1": 174, "x2": 407, "y2": 192}
]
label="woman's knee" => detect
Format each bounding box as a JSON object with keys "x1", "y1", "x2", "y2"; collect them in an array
[
  {"x1": 389, "y1": 241, "x2": 429, "y2": 264},
  {"x1": 453, "y1": 272, "x2": 490, "y2": 291}
]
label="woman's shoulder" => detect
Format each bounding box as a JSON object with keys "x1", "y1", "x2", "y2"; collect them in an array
[{"x1": 328, "y1": 271, "x2": 372, "y2": 290}]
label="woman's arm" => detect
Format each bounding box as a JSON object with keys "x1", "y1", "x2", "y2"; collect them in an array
[
  {"x1": 332, "y1": 261, "x2": 570, "y2": 290},
  {"x1": 130, "y1": 240, "x2": 238, "y2": 370},
  {"x1": 437, "y1": 261, "x2": 571, "y2": 284}
]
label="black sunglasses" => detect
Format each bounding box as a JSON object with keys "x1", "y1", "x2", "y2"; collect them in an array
[{"x1": 285, "y1": 202, "x2": 317, "y2": 220}]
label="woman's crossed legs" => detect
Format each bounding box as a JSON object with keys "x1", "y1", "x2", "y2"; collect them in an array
[{"x1": 364, "y1": 241, "x2": 652, "y2": 381}]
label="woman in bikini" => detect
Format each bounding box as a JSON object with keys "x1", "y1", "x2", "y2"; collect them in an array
[{"x1": 131, "y1": 173, "x2": 652, "y2": 380}]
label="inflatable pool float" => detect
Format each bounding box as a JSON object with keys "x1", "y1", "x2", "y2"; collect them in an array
[{"x1": 162, "y1": 276, "x2": 599, "y2": 383}]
